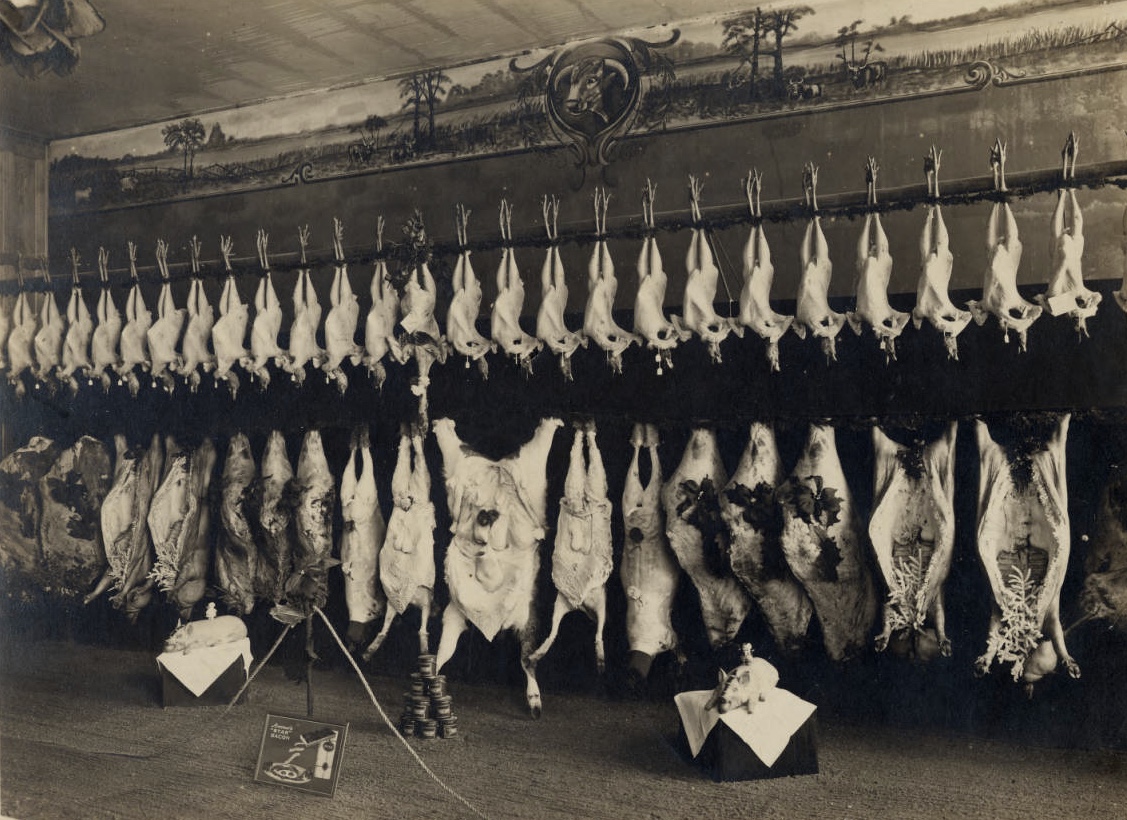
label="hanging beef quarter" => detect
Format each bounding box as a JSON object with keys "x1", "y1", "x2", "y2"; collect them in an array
[
  {"x1": 39, "y1": 436, "x2": 113, "y2": 597},
  {"x1": 216, "y1": 433, "x2": 258, "y2": 615},
  {"x1": 1079, "y1": 461, "x2": 1127, "y2": 633},
  {"x1": 0, "y1": 437, "x2": 61, "y2": 582},
  {"x1": 661, "y1": 427, "x2": 752, "y2": 650},
  {"x1": 720, "y1": 422, "x2": 814, "y2": 655},
  {"x1": 780, "y1": 424, "x2": 877, "y2": 662},
  {"x1": 255, "y1": 430, "x2": 295, "y2": 604},
  {"x1": 286, "y1": 430, "x2": 336, "y2": 608}
]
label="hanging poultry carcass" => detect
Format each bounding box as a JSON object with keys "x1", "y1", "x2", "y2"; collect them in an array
[
  {"x1": 974, "y1": 415, "x2": 1079, "y2": 688},
  {"x1": 529, "y1": 421, "x2": 614, "y2": 672},
  {"x1": 620, "y1": 423, "x2": 684, "y2": 686},
  {"x1": 1034, "y1": 133, "x2": 1100, "y2": 338},
  {"x1": 869, "y1": 423, "x2": 957, "y2": 661},
  {"x1": 0, "y1": 437, "x2": 60, "y2": 584},
  {"x1": 912, "y1": 147, "x2": 972, "y2": 361},
  {"x1": 281, "y1": 226, "x2": 326, "y2": 386},
  {"x1": 967, "y1": 139, "x2": 1042, "y2": 352},
  {"x1": 59, "y1": 249, "x2": 95, "y2": 394},
  {"x1": 146, "y1": 239, "x2": 186, "y2": 394},
  {"x1": 737, "y1": 170, "x2": 793, "y2": 373},
  {"x1": 779, "y1": 424, "x2": 878, "y2": 661},
  {"x1": 446, "y1": 206, "x2": 494, "y2": 378},
  {"x1": 31, "y1": 268, "x2": 65, "y2": 386},
  {"x1": 720, "y1": 422, "x2": 814, "y2": 655},
  {"x1": 39, "y1": 436, "x2": 113, "y2": 598},
  {"x1": 395, "y1": 211, "x2": 448, "y2": 425},
  {"x1": 243, "y1": 231, "x2": 288, "y2": 389},
  {"x1": 535, "y1": 195, "x2": 587, "y2": 381},
  {"x1": 661, "y1": 426, "x2": 753, "y2": 650},
  {"x1": 582, "y1": 188, "x2": 637, "y2": 374},
  {"x1": 5, "y1": 283, "x2": 36, "y2": 396},
  {"x1": 363, "y1": 425, "x2": 436, "y2": 659},
  {"x1": 845, "y1": 158, "x2": 909, "y2": 363},
  {"x1": 321, "y1": 218, "x2": 363, "y2": 394},
  {"x1": 116, "y1": 242, "x2": 153, "y2": 397},
  {"x1": 792, "y1": 163, "x2": 846, "y2": 363},
  {"x1": 682, "y1": 177, "x2": 740, "y2": 364},
  {"x1": 212, "y1": 239, "x2": 250, "y2": 399},
  {"x1": 85, "y1": 434, "x2": 163, "y2": 621},
  {"x1": 215, "y1": 433, "x2": 258, "y2": 616},
  {"x1": 149, "y1": 438, "x2": 218, "y2": 621},
  {"x1": 634, "y1": 181, "x2": 690, "y2": 375},
  {"x1": 491, "y1": 199, "x2": 542, "y2": 376},
  {"x1": 178, "y1": 237, "x2": 216, "y2": 393},
  {"x1": 285, "y1": 430, "x2": 337, "y2": 610},
  {"x1": 338, "y1": 426, "x2": 387, "y2": 650},
  {"x1": 89, "y1": 248, "x2": 122, "y2": 392},
  {"x1": 254, "y1": 430, "x2": 295, "y2": 605},
  {"x1": 433, "y1": 416, "x2": 562, "y2": 717}
]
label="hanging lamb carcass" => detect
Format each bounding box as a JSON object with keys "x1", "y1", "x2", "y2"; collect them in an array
[
  {"x1": 490, "y1": 199, "x2": 542, "y2": 375},
  {"x1": 282, "y1": 226, "x2": 327, "y2": 386},
  {"x1": 446, "y1": 205, "x2": 494, "y2": 378},
  {"x1": 244, "y1": 231, "x2": 289, "y2": 389},
  {"x1": 59, "y1": 248, "x2": 94, "y2": 394},
  {"x1": 792, "y1": 163, "x2": 846, "y2": 363},
  {"x1": 146, "y1": 239, "x2": 185, "y2": 393},
  {"x1": 737, "y1": 171, "x2": 793, "y2": 373},
  {"x1": 535, "y1": 195, "x2": 587, "y2": 381},
  {"x1": 116, "y1": 241, "x2": 153, "y2": 397},
  {"x1": 177, "y1": 236, "x2": 217, "y2": 392},
  {"x1": 363, "y1": 218, "x2": 403, "y2": 388},
  {"x1": 321, "y1": 217, "x2": 364, "y2": 394},
  {"x1": 582, "y1": 188, "x2": 637, "y2": 374},
  {"x1": 681, "y1": 176, "x2": 740, "y2": 364},
  {"x1": 89, "y1": 248, "x2": 123, "y2": 392},
  {"x1": 634, "y1": 180, "x2": 689, "y2": 375},
  {"x1": 31, "y1": 267, "x2": 65, "y2": 387}
]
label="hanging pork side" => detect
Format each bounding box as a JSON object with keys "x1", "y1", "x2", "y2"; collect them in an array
[
  {"x1": 321, "y1": 218, "x2": 363, "y2": 393},
  {"x1": 38, "y1": 436, "x2": 113, "y2": 597},
  {"x1": 215, "y1": 433, "x2": 258, "y2": 615},
  {"x1": 116, "y1": 242, "x2": 153, "y2": 397},
  {"x1": 255, "y1": 430, "x2": 295, "y2": 604},
  {"x1": 244, "y1": 231, "x2": 288, "y2": 388},
  {"x1": 682, "y1": 177, "x2": 740, "y2": 364},
  {"x1": 364, "y1": 426, "x2": 436, "y2": 659},
  {"x1": 737, "y1": 171, "x2": 793, "y2": 372},
  {"x1": 90, "y1": 248, "x2": 122, "y2": 392},
  {"x1": 661, "y1": 427, "x2": 753, "y2": 649},
  {"x1": 286, "y1": 429, "x2": 336, "y2": 609},
  {"x1": 0, "y1": 437, "x2": 60, "y2": 583},
  {"x1": 869, "y1": 423, "x2": 957, "y2": 661},
  {"x1": 146, "y1": 240, "x2": 185, "y2": 393},
  {"x1": 339, "y1": 426, "x2": 387, "y2": 649},
  {"x1": 433, "y1": 416, "x2": 562, "y2": 717},
  {"x1": 85, "y1": 433, "x2": 163, "y2": 621},
  {"x1": 779, "y1": 424, "x2": 877, "y2": 661},
  {"x1": 720, "y1": 422, "x2": 814, "y2": 654},
  {"x1": 973, "y1": 416, "x2": 1079, "y2": 686},
  {"x1": 582, "y1": 189, "x2": 637, "y2": 374},
  {"x1": 634, "y1": 181, "x2": 690, "y2": 375},
  {"x1": 5, "y1": 286, "x2": 36, "y2": 396},
  {"x1": 793, "y1": 163, "x2": 846, "y2": 363},
  {"x1": 59, "y1": 249, "x2": 94, "y2": 394},
  {"x1": 491, "y1": 199, "x2": 542, "y2": 374},
  {"x1": 529, "y1": 421, "x2": 614, "y2": 672},
  {"x1": 535, "y1": 196, "x2": 586, "y2": 381},
  {"x1": 620, "y1": 423, "x2": 684, "y2": 684},
  {"x1": 446, "y1": 206, "x2": 493, "y2": 378}
]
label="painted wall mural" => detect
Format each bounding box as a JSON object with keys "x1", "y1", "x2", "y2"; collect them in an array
[{"x1": 48, "y1": 0, "x2": 1127, "y2": 213}]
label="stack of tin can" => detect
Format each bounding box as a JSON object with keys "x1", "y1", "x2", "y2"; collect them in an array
[{"x1": 398, "y1": 654, "x2": 459, "y2": 739}]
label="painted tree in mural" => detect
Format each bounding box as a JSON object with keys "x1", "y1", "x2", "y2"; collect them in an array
[
  {"x1": 722, "y1": 7, "x2": 767, "y2": 101},
  {"x1": 421, "y1": 69, "x2": 452, "y2": 147},
  {"x1": 399, "y1": 74, "x2": 425, "y2": 151},
  {"x1": 162, "y1": 118, "x2": 206, "y2": 179},
  {"x1": 764, "y1": 5, "x2": 814, "y2": 97}
]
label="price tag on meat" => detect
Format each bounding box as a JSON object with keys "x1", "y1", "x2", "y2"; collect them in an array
[{"x1": 253, "y1": 713, "x2": 349, "y2": 797}]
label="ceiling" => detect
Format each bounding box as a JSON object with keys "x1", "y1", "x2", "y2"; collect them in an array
[{"x1": 0, "y1": 0, "x2": 761, "y2": 141}]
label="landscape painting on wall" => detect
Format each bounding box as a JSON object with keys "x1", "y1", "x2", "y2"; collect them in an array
[{"x1": 49, "y1": 0, "x2": 1127, "y2": 212}]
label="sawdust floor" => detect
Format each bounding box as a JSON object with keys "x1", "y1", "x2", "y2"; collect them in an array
[{"x1": 1, "y1": 637, "x2": 1125, "y2": 820}]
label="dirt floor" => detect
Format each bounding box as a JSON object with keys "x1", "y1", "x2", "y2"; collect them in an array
[{"x1": 1, "y1": 635, "x2": 1125, "y2": 820}]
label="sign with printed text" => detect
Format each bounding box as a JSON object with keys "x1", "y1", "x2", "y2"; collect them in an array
[{"x1": 254, "y1": 713, "x2": 349, "y2": 797}]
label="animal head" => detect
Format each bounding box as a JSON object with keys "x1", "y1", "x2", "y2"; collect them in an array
[
  {"x1": 555, "y1": 56, "x2": 629, "y2": 124},
  {"x1": 705, "y1": 667, "x2": 754, "y2": 714}
]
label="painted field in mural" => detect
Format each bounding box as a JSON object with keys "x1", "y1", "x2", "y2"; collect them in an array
[{"x1": 48, "y1": 0, "x2": 1127, "y2": 212}]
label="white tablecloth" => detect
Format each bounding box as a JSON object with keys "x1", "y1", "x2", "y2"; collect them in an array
[{"x1": 675, "y1": 688, "x2": 816, "y2": 767}]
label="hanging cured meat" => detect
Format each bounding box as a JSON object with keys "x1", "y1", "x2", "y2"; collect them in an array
[
  {"x1": 282, "y1": 226, "x2": 326, "y2": 386},
  {"x1": 39, "y1": 436, "x2": 113, "y2": 597},
  {"x1": 255, "y1": 430, "x2": 295, "y2": 604},
  {"x1": 535, "y1": 195, "x2": 587, "y2": 381},
  {"x1": 845, "y1": 158, "x2": 908, "y2": 363},
  {"x1": 146, "y1": 240, "x2": 186, "y2": 394},
  {"x1": 85, "y1": 433, "x2": 162, "y2": 621},
  {"x1": 446, "y1": 206, "x2": 493, "y2": 377},
  {"x1": 720, "y1": 422, "x2": 813, "y2": 654},
  {"x1": 31, "y1": 270, "x2": 65, "y2": 385},
  {"x1": 321, "y1": 218, "x2": 363, "y2": 394},
  {"x1": 529, "y1": 421, "x2": 614, "y2": 671},
  {"x1": 363, "y1": 219, "x2": 402, "y2": 388},
  {"x1": 178, "y1": 238, "x2": 216, "y2": 393},
  {"x1": 869, "y1": 423, "x2": 957, "y2": 661},
  {"x1": 1034, "y1": 133, "x2": 1100, "y2": 337},
  {"x1": 1078, "y1": 460, "x2": 1127, "y2": 634},
  {"x1": 973, "y1": 416, "x2": 1079, "y2": 686},
  {"x1": 634, "y1": 181, "x2": 690, "y2": 375},
  {"x1": 149, "y1": 438, "x2": 218, "y2": 621},
  {"x1": 793, "y1": 163, "x2": 846, "y2": 363},
  {"x1": 212, "y1": 244, "x2": 249, "y2": 399},
  {"x1": 0, "y1": 437, "x2": 60, "y2": 582},
  {"x1": 215, "y1": 433, "x2": 258, "y2": 616},
  {"x1": 245, "y1": 231, "x2": 288, "y2": 389},
  {"x1": 779, "y1": 424, "x2": 877, "y2": 661},
  {"x1": 737, "y1": 170, "x2": 793, "y2": 373},
  {"x1": 117, "y1": 242, "x2": 153, "y2": 397},
  {"x1": 967, "y1": 139, "x2": 1041, "y2": 352},
  {"x1": 912, "y1": 147, "x2": 972, "y2": 360},
  {"x1": 582, "y1": 188, "x2": 636, "y2": 374},
  {"x1": 5, "y1": 284, "x2": 36, "y2": 396},
  {"x1": 59, "y1": 249, "x2": 94, "y2": 394},
  {"x1": 491, "y1": 199, "x2": 542, "y2": 374},
  {"x1": 682, "y1": 177, "x2": 740, "y2": 363},
  {"x1": 433, "y1": 416, "x2": 562, "y2": 717},
  {"x1": 89, "y1": 248, "x2": 122, "y2": 393},
  {"x1": 661, "y1": 427, "x2": 752, "y2": 649},
  {"x1": 286, "y1": 429, "x2": 337, "y2": 610},
  {"x1": 364, "y1": 426, "x2": 436, "y2": 659},
  {"x1": 339, "y1": 426, "x2": 387, "y2": 649},
  {"x1": 620, "y1": 423, "x2": 683, "y2": 684}
]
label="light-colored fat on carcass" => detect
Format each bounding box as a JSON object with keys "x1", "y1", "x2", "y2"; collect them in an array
[
  {"x1": 582, "y1": 188, "x2": 636, "y2": 374},
  {"x1": 0, "y1": 437, "x2": 60, "y2": 580},
  {"x1": 255, "y1": 431, "x2": 295, "y2": 604},
  {"x1": 146, "y1": 241, "x2": 185, "y2": 393},
  {"x1": 215, "y1": 433, "x2": 258, "y2": 615},
  {"x1": 661, "y1": 427, "x2": 753, "y2": 650},
  {"x1": 117, "y1": 244, "x2": 153, "y2": 396},
  {"x1": 339, "y1": 426, "x2": 387, "y2": 648},
  {"x1": 90, "y1": 249, "x2": 122, "y2": 392},
  {"x1": 212, "y1": 273, "x2": 249, "y2": 398},
  {"x1": 779, "y1": 424, "x2": 877, "y2": 661},
  {"x1": 32, "y1": 287, "x2": 65, "y2": 384},
  {"x1": 682, "y1": 177, "x2": 741, "y2": 364},
  {"x1": 286, "y1": 430, "x2": 336, "y2": 608},
  {"x1": 529, "y1": 421, "x2": 614, "y2": 672},
  {"x1": 322, "y1": 219, "x2": 363, "y2": 393},
  {"x1": 6, "y1": 290, "x2": 36, "y2": 395},
  {"x1": 792, "y1": 164, "x2": 846, "y2": 363},
  {"x1": 433, "y1": 416, "x2": 561, "y2": 718},
  {"x1": 737, "y1": 171, "x2": 793, "y2": 372},
  {"x1": 491, "y1": 201, "x2": 543, "y2": 374},
  {"x1": 243, "y1": 230, "x2": 287, "y2": 388},
  {"x1": 535, "y1": 196, "x2": 586, "y2": 381},
  {"x1": 60, "y1": 277, "x2": 95, "y2": 394},
  {"x1": 720, "y1": 422, "x2": 813, "y2": 655},
  {"x1": 869, "y1": 423, "x2": 957, "y2": 662}
]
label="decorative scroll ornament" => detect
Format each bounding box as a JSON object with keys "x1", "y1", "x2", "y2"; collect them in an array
[
  {"x1": 512, "y1": 33, "x2": 678, "y2": 168},
  {"x1": 964, "y1": 59, "x2": 1028, "y2": 89}
]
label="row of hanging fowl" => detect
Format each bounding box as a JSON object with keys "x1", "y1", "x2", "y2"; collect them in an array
[
  {"x1": 4, "y1": 140, "x2": 1123, "y2": 400},
  {"x1": 3, "y1": 410, "x2": 1112, "y2": 712}
]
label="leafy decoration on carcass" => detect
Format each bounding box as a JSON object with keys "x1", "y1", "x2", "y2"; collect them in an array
[
  {"x1": 886, "y1": 551, "x2": 928, "y2": 634},
  {"x1": 388, "y1": 208, "x2": 434, "y2": 293},
  {"x1": 677, "y1": 477, "x2": 729, "y2": 575},
  {"x1": 779, "y1": 474, "x2": 844, "y2": 581},
  {"x1": 724, "y1": 481, "x2": 789, "y2": 579},
  {"x1": 284, "y1": 554, "x2": 342, "y2": 613},
  {"x1": 895, "y1": 439, "x2": 927, "y2": 482},
  {"x1": 987, "y1": 564, "x2": 1043, "y2": 680}
]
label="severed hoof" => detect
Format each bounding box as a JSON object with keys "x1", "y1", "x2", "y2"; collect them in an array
[{"x1": 528, "y1": 693, "x2": 542, "y2": 720}]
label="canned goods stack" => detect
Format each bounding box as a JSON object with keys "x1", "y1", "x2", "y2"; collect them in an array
[{"x1": 397, "y1": 654, "x2": 460, "y2": 739}]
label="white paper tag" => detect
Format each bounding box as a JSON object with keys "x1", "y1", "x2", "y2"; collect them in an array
[{"x1": 1047, "y1": 291, "x2": 1079, "y2": 317}]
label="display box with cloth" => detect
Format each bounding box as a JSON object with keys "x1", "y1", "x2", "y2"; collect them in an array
[{"x1": 156, "y1": 607, "x2": 252, "y2": 707}]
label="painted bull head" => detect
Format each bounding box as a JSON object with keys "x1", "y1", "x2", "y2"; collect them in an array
[{"x1": 553, "y1": 56, "x2": 630, "y2": 125}]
